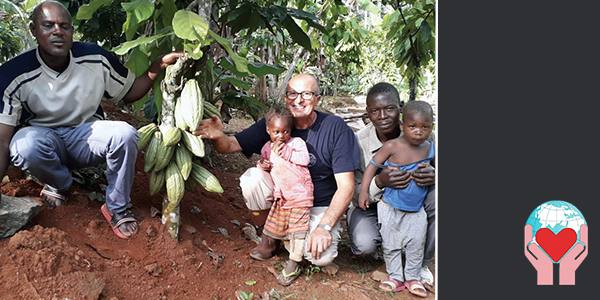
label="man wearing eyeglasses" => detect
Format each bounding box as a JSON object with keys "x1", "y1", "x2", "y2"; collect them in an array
[{"x1": 195, "y1": 74, "x2": 360, "y2": 267}]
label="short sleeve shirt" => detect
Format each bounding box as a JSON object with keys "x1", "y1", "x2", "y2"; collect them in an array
[
  {"x1": 0, "y1": 42, "x2": 135, "y2": 127},
  {"x1": 235, "y1": 110, "x2": 361, "y2": 207}
]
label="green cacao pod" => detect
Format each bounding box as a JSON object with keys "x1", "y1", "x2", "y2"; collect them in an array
[
  {"x1": 165, "y1": 162, "x2": 185, "y2": 211},
  {"x1": 182, "y1": 131, "x2": 205, "y2": 157},
  {"x1": 191, "y1": 162, "x2": 223, "y2": 193},
  {"x1": 152, "y1": 143, "x2": 175, "y2": 172},
  {"x1": 174, "y1": 97, "x2": 188, "y2": 131},
  {"x1": 175, "y1": 145, "x2": 193, "y2": 180},
  {"x1": 180, "y1": 79, "x2": 204, "y2": 131},
  {"x1": 203, "y1": 101, "x2": 220, "y2": 118},
  {"x1": 162, "y1": 126, "x2": 182, "y2": 147},
  {"x1": 137, "y1": 123, "x2": 157, "y2": 150},
  {"x1": 144, "y1": 131, "x2": 162, "y2": 172},
  {"x1": 149, "y1": 170, "x2": 165, "y2": 195}
]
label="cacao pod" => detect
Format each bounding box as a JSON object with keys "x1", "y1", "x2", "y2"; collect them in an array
[
  {"x1": 162, "y1": 126, "x2": 181, "y2": 147},
  {"x1": 149, "y1": 170, "x2": 165, "y2": 195},
  {"x1": 175, "y1": 145, "x2": 193, "y2": 180},
  {"x1": 182, "y1": 131, "x2": 205, "y2": 157},
  {"x1": 191, "y1": 162, "x2": 223, "y2": 193},
  {"x1": 137, "y1": 123, "x2": 157, "y2": 150},
  {"x1": 144, "y1": 131, "x2": 162, "y2": 172},
  {"x1": 180, "y1": 79, "x2": 204, "y2": 131},
  {"x1": 174, "y1": 97, "x2": 188, "y2": 131},
  {"x1": 165, "y1": 162, "x2": 185, "y2": 211},
  {"x1": 203, "y1": 101, "x2": 220, "y2": 118},
  {"x1": 152, "y1": 143, "x2": 175, "y2": 172}
]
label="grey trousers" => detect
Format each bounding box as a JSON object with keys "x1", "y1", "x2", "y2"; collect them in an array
[
  {"x1": 348, "y1": 186, "x2": 435, "y2": 265},
  {"x1": 9, "y1": 121, "x2": 138, "y2": 214},
  {"x1": 378, "y1": 201, "x2": 427, "y2": 282}
]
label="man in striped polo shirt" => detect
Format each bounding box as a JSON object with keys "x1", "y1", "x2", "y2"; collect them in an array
[{"x1": 0, "y1": 1, "x2": 181, "y2": 239}]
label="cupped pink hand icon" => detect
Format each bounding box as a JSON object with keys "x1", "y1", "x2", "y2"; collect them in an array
[
  {"x1": 524, "y1": 224, "x2": 554, "y2": 285},
  {"x1": 559, "y1": 224, "x2": 588, "y2": 285}
]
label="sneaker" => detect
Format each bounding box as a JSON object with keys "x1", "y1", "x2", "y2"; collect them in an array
[{"x1": 420, "y1": 265, "x2": 434, "y2": 287}]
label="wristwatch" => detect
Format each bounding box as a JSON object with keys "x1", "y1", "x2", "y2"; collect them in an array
[{"x1": 317, "y1": 223, "x2": 332, "y2": 232}]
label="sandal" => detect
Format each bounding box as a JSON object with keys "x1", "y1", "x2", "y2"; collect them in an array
[
  {"x1": 40, "y1": 185, "x2": 67, "y2": 208},
  {"x1": 276, "y1": 266, "x2": 302, "y2": 286},
  {"x1": 420, "y1": 266, "x2": 435, "y2": 292},
  {"x1": 379, "y1": 277, "x2": 406, "y2": 292},
  {"x1": 405, "y1": 280, "x2": 428, "y2": 298},
  {"x1": 100, "y1": 204, "x2": 138, "y2": 239}
]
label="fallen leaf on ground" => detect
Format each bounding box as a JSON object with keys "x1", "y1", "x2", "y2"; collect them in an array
[
  {"x1": 217, "y1": 227, "x2": 230, "y2": 238},
  {"x1": 242, "y1": 223, "x2": 261, "y2": 244},
  {"x1": 266, "y1": 266, "x2": 279, "y2": 277},
  {"x1": 150, "y1": 206, "x2": 160, "y2": 218},
  {"x1": 183, "y1": 224, "x2": 197, "y2": 234},
  {"x1": 322, "y1": 263, "x2": 339, "y2": 276},
  {"x1": 370, "y1": 270, "x2": 388, "y2": 282},
  {"x1": 191, "y1": 205, "x2": 201, "y2": 214}
]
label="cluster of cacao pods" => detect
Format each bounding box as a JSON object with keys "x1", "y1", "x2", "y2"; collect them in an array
[{"x1": 137, "y1": 79, "x2": 223, "y2": 213}]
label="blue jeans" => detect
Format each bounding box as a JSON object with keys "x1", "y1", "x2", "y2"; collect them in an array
[{"x1": 9, "y1": 120, "x2": 138, "y2": 214}]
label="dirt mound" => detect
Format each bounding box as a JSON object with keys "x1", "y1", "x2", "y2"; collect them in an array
[
  {"x1": 8, "y1": 225, "x2": 92, "y2": 278},
  {"x1": 1, "y1": 225, "x2": 104, "y2": 299}
]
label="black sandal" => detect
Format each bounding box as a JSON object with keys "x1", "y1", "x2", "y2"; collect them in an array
[
  {"x1": 40, "y1": 185, "x2": 67, "y2": 208},
  {"x1": 100, "y1": 204, "x2": 138, "y2": 239}
]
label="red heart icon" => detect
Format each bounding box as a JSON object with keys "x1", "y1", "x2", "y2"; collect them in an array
[{"x1": 536, "y1": 228, "x2": 577, "y2": 262}]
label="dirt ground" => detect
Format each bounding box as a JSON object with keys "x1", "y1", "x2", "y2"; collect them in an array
[{"x1": 0, "y1": 102, "x2": 435, "y2": 300}]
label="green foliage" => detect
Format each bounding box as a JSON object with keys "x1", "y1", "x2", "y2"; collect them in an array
[
  {"x1": 76, "y1": 0, "x2": 112, "y2": 20},
  {"x1": 94, "y1": 1, "x2": 323, "y2": 120},
  {"x1": 121, "y1": 0, "x2": 154, "y2": 40},
  {"x1": 0, "y1": 0, "x2": 34, "y2": 63},
  {"x1": 221, "y1": 2, "x2": 325, "y2": 51},
  {"x1": 0, "y1": 13, "x2": 24, "y2": 63},
  {"x1": 382, "y1": 0, "x2": 435, "y2": 99},
  {"x1": 65, "y1": 0, "x2": 435, "y2": 120},
  {"x1": 113, "y1": 30, "x2": 172, "y2": 55},
  {"x1": 172, "y1": 9, "x2": 208, "y2": 41},
  {"x1": 75, "y1": 0, "x2": 127, "y2": 49}
]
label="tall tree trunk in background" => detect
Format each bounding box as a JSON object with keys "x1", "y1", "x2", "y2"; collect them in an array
[
  {"x1": 266, "y1": 45, "x2": 277, "y2": 100},
  {"x1": 256, "y1": 47, "x2": 268, "y2": 101},
  {"x1": 333, "y1": 71, "x2": 340, "y2": 96},
  {"x1": 275, "y1": 47, "x2": 306, "y2": 102},
  {"x1": 408, "y1": 58, "x2": 420, "y2": 101},
  {"x1": 409, "y1": 76, "x2": 417, "y2": 101}
]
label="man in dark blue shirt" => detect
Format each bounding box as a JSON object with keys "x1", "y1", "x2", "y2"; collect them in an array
[{"x1": 195, "y1": 74, "x2": 360, "y2": 269}]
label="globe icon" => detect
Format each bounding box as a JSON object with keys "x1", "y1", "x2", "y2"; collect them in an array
[{"x1": 526, "y1": 200, "x2": 587, "y2": 244}]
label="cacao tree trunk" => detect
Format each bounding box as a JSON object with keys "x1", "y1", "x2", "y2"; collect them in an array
[{"x1": 160, "y1": 56, "x2": 192, "y2": 239}]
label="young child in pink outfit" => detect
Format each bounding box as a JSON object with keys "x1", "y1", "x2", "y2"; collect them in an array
[{"x1": 258, "y1": 104, "x2": 314, "y2": 286}]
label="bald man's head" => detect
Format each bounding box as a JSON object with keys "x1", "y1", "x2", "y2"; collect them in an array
[
  {"x1": 285, "y1": 73, "x2": 321, "y2": 120},
  {"x1": 30, "y1": 0, "x2": 71, "y2": 25},
  {"x1": 288, "y1": 74, "x2": 321, "y2": 95},
  {"x1": 29, "y1": 0, "x2": 73, "y2": 61}
]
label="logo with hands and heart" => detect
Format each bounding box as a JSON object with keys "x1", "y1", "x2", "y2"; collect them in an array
[{"x1": 524, "y1": 200, "x2": 588, "y2": 285}]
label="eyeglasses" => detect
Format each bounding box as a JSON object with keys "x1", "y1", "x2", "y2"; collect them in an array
[{"x1": 285, "y1": 91, "x2": 319, "y2": 100}]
